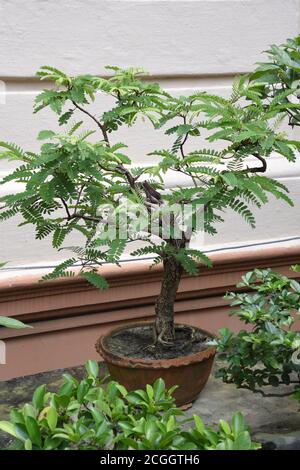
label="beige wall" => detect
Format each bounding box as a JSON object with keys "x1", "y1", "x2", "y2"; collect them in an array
[{"x1": 0, "y1": 0, "x2": 300, "y2": 268}]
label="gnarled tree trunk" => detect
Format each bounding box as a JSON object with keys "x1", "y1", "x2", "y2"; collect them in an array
[{"x1": 154, "y1": 256, "x2": 183, "y2": 344}]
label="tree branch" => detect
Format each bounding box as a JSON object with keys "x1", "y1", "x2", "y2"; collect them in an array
[
  {"x1": 244, "y1": 153, "x2": 267, "y2": 173},
  {"x1": 60, "y1": 198, "x2": 71, "y2": 219},
  {"x1": 71, "y1": 100, "x2": 110, "y2": 144},
  {"x1": 72, "y1": 100, "x2": 164, "y2": 214}
]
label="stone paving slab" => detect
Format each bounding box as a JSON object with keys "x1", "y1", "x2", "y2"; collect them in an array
[
  {"x1": 189, "y1": 374, "x2": 300, "y2": 433},
  {"x1": 188, "y1": 374, "x2": 300, "y2": 449}
]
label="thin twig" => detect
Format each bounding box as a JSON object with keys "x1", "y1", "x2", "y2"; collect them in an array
[
  {"x1": 60, "y1": 198, "x2": 71, "y2": 219},
  {"x1": 71, "y1": 100, "x2": 110, "y2": 144}
]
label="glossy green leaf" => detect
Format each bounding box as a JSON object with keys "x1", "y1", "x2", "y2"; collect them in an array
[
  {"x1": 0, "y1": 316, "x2": 31, "y2": 329},
  {"x1": 32, "y1": 384, "x2": 46, "y2": 411},
  {"x1": 25, "y1": 416, "x2": 42, "y2": 447},
  {"x1": 47, "y1": 407, "x2": 58, "y2": 431},
  {"x1": 85, "y1": 360, "x2": 99, "y2": 379}
]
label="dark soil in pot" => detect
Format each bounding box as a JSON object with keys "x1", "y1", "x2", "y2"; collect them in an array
[
  {"x1": 105, "y1": 324, "x2": 210, "y2": 360},
  {"x1": 96, "y1": 321, "x2": 216, "y2": 407}
]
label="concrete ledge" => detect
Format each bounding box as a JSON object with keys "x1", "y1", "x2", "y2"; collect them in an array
[{"x1": 0, "y1": 243, "x2": 300, "y2": 380}]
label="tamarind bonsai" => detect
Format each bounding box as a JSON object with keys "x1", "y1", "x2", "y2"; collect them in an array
[{"x1": 0, "y1": 36, "x2": 299, "y2": 349}]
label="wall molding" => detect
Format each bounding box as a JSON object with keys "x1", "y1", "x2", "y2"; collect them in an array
[{"x1": 0, "y1": 242, "x2": 300, "y2": 380}]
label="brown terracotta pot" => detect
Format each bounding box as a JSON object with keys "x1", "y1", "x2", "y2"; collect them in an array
[{"x1": 95, "y1": 321, "x2": 216, "y2": 406}]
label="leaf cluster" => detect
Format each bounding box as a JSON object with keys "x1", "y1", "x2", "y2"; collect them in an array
[
  {"x1": 0, "y1": 360, "x2": 259, "y2": 451},
  {"x1": 1, "y1": 40, "x2": 299, "y2": 285},
  {"x1": 215, "y1": 269, "x2": 300, "y2": 396}
]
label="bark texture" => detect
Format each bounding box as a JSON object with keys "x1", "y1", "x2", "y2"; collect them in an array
[{"x1": 154, "y1": 256, "x2": 183, "y2": 344}]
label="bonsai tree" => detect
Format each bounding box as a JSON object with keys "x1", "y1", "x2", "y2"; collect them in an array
[{"x1": 0, "y1": 37, "x2": 299, "y2": 349}]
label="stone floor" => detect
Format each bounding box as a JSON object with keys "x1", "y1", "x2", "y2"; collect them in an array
[
  {"x1": 188, "y1": 373, "x2": 300, "y2": 449},
  {"x1": 0, "y1": 362, "x2": 300, "y2": 449}
]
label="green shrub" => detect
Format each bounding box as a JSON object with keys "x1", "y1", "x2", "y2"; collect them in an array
[
  {"x1": 215, "y1": 269, "x2": 300, "y2": 398},
  {"x1": 0, "y1": 360, "x2": 260, "y2": 450}
]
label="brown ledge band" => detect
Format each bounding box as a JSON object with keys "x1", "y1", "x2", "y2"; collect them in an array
[{"x1": 0, "y1": 243, "x2": 300, "y2": 380}]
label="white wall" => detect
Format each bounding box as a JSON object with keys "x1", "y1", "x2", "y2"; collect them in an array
[{"x1": 0, "y1": 0, "x2": 300, "y2": 268}]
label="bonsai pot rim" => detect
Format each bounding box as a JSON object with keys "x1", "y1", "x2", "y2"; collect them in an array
[{"x1": 95, "y1": 320, "x2": 216, "y2": 369}]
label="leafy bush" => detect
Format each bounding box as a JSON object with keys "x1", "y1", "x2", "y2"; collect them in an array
[
  {"x1": 0, "y1": 360, "x2": 260, "y2": 450},
  {"x1": 215, "y1": 269, "x2": 300, "y2": 398}
]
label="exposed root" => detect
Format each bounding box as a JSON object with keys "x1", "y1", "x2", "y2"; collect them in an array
[
  {"x1": 157, "y1": 328, "x2": 174, "y2": 347},
  {"x1": 176, "y1": 325, "x2": 198, "y2": 341},
  {"x1": 141, "y1": 327, "x2": 173, "y2": 354},
  {"x1": 142, "y1": 324, "x2": 200, "y2": 354},
  {"x1": 175, "y1": 325, "x2": 202, "y2": 351},
  {"x1": 141, "y1": 343, "x2": 157, "y2": 354}
]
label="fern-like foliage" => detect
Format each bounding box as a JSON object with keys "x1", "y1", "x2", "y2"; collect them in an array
[
  {"x1": 0, "y1": 46, "x2": 298, "y2": 294},
  {"x1": 80, "y1": 271, "x2": 108, "y2": 290}
]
